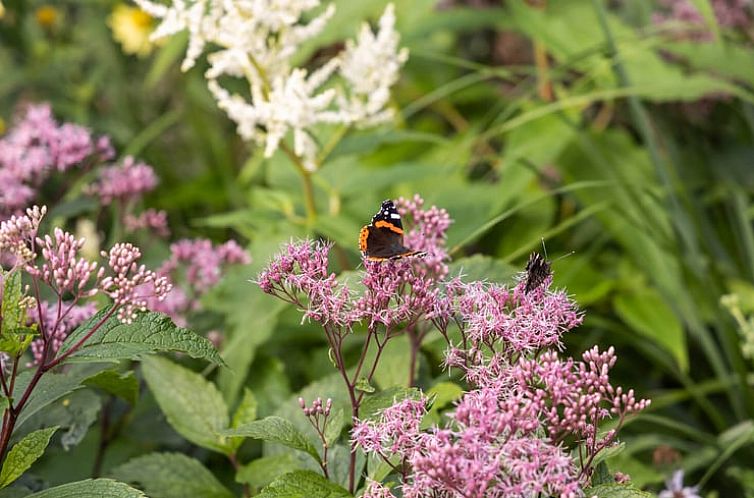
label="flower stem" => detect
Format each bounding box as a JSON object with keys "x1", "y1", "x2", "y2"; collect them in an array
[{"x1": 280, "y1": 142, "x2": 317, "y2": 225}]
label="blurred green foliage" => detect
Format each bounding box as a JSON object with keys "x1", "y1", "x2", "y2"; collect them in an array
[{"x1": 2, "y1": 0, "x2": 754, "y2": 496}]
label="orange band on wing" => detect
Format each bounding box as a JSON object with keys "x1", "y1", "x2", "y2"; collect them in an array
[
  {"x1": 374, "y1": 220, "x2": 403, "y2": 234},
  {"x1": 359, "y1": 226, "x2": 369, "y2": 252}
]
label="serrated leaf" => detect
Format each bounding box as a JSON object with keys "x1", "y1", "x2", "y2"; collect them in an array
[
  {"x1": 236, "y1": 454, "x2": 304, "y2": 489},
  {"x1": 256, "y1": 471, "x2": 351, "y2": 498},
  {"x1": 110, "y1": 452, "x2": 234, "y2": 498},
  {"x1": 58, "y1": 308, "x2": 224, "y2": 365},
  {"x1": 0, "y1": 426, "x2": 58, "y2": 488},
  {"x1": 1, "y1": 270, "x2": 24, "y2": 335},
  {"x1": 141, "y1": 356, "x2": 232, "y2": 454},
  {"x1": 585, "y1": 483, "x2": 655, "y2": 498},
  {"x1": 26, "y1": 479, "x2": 145, "y2": 497},
  {"x1": 84, "y1": 370, "x2": 139, "y2": 405},
  {"x1": 0, "y1": 270, "x2": 33, "y2": 355},
  {"x1": 220, "y1": 416, "x2": 321, "y2": 464}
]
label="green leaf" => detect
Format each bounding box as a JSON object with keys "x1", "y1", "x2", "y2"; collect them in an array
[
  {"x1": 353, "y1": 377, "x2": 375, "y2": 394},
  {"x1": 256, "y1": 471, "x2": 351, "y2": 498},
  {"x1": 141, "y1": 356, "x2": 232, "y2": 454},
  {"x1": 0, "y1": 426, "x2": 58, "y2": 488},
  {"x1": 0, "y1": 270, "x2": 34, "y2": 356},
  {"x1": 83, "y1": 370, "x2": 139, "y2": 405},
  {"x1": 324, "y1": 408, "x2": 345, "y2": 447},
  {"x1": 614, "y1": 287, "x2": 687, "y2": 371},
  {"x1": 1, "y1": 270, "x2": 24, "y2": 335},
  {"x1": 585, "y1": 484, "x2": 655, "y2": 498},
  {"x1": 229, "y1": 388, "x2": 258, "y2": 452},
  {"x1": 20, "y1": 390, "x2": 101, "y2": 451},
  {"x1": 220, "y1": 416, "x2": 321, "y2": 464},
  {"x1": 232, "y1": 388, "x2": 258, "y2": 428},
  {"x1": 26, "y1": 479, "x2": 145, "y2": 497},
  {"x1": 110, "y1": 452, "x2": 234, "y2": 498},
  {"x1": 592, "y1": 461, "x2": 613, "y2": 486},
  {"x1": 359, "y1": 387, "x2": 422, "y2": 421},
  {"x1": 236, "y1": 454, "x2": 304, "y2": 489},
  {"x1": 425, "y1": 381, "x2": 463, "y2": 423},
  {"x1": 58, "y1": 308, "x2": 224, "y2": 366},
  {"x1": 13, "y1": 364, "x2": 108, "y2": 429}
]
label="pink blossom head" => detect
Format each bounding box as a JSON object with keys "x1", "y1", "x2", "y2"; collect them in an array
[
  {"x1": 88, "y1": 156, "x2": 158, "y2": 205},
  {"x1": 0, "y1": 206, "x2": 47, "y2": 264},
  {"x1": 396, "y1": 194, "x2": 452, "y2": 279},
  {"x1": 28, "y1": 301, "x2": 97, "y2": 365},
  {"x1": 149, "y1": 238, "x2": 250, "y2": 323},
  {"x1": 99, "y1": 242, "x2": 172, "y2": 323},
  {"x1": 31, "y1": 228, "x2": 100, "y2": 296},
  {"x1": 0, "y1": 103, "x2": 109, "y2": 219},
  {"x1": 124, "y1": 209, "x2": 170, "y2": 238}
]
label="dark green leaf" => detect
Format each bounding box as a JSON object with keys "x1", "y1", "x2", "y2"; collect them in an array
[
  {"x1": 359, "y1": 387, "x2": 421, "y2": 421},
  {"x1": 236, "y1": 454, "x2": 304, "y2": 489},
  {"x1": 220, "y1": 416, "x2": 321, "y2": 464},
  {"x1": 59, "y1": 308, "x2": 224, "y2": 366},
  {"x1": 26, "y1": 479, "x2": 145, "y2": 497},
  {"x1": 141, "y1": 356, "x2": 232, "y2": 454},
  {"x1": 83, "y1": 370, "x2": 139, "y2": 405},
  {"x1": 13, "y1": 364, "x2": 108, "y2": 429},
  {"x1": 110, "y1": 452, "x2": 234, "y2": 498},
  {"x1": 20, "y1": 390, "x2": 101, "y2": 451}
]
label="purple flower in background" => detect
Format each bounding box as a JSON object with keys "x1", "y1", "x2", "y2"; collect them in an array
[
  {"x1": 0, "y1": 104, "x2": 110, "y2": 219},
  {"x1": 148, "y1": 238, "x2": 250, "y2": 325},
  {"x1": 659, "y1": 470, "x2": 702, "y2": 498},
  {"x1": 124, "y1": 208, "x2": 170, "y2": 237},
  {"x1": 88, "y1": 156, "x2": 158, "y2": 205},
  {"x1": 654, "y1": 0, "x2": 752, "y2": 38},
  {"x1": 28, "y1": 301, "x2": 97, "y2": 365}
]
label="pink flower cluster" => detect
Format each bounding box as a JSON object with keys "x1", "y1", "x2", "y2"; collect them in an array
[
  {"x1": 0, "y1": 104, "x2": 113, "y2": 219},
  {"x1": 87, "y1": 156, "x2": 159, "y2": 205},
  {"x1": 28, "y1": 302, "x2": 97, "y2": 365},
  {"x1": 258, "y1": 196, "x2": 451, "y2": 330},
  {"x1": 1, "y1": 206, "x2": 171, "y2": 326},
  {"x1": 147, "y1": 239, "x2": 249, "y2": 325},
  {"x1": 352, "y1": 265, "x2": 650, "y2": 498},
  {"x1": 654, "y1": 0, "x2": 752, "y2": 38}
]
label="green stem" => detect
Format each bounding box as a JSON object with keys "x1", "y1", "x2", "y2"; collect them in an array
[{"x1": 280, "y1": 142, "x2": 317, "y2": 225}]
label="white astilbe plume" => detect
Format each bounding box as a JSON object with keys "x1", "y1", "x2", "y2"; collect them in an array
[{"x1": 133, "y1": 0, "x2": 408, "y2": 171}]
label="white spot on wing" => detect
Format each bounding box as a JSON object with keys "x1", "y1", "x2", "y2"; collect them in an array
[{"x1": 390, "y1": 213, "x2": 401, "y2": 219}]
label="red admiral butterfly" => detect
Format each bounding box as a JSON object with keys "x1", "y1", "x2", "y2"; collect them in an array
[
  {"x1": 524, "y1": 251, "x2": 552, "y2": 294},
  {"x1": 359, "y1": 200, "x2": 424, "y2": 261}
]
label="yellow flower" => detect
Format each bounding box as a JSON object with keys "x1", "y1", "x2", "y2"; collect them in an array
[
  {"x1": 108, "y1": 4, "x2": 154, "y2": 57},
  {"x1": 35, "y1": 5, "x2": 58, "y2": 28}
]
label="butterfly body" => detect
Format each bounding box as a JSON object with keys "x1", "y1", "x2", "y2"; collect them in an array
[{"x1": 359, "y1": 200, "x2": 423, "y2": 261}]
